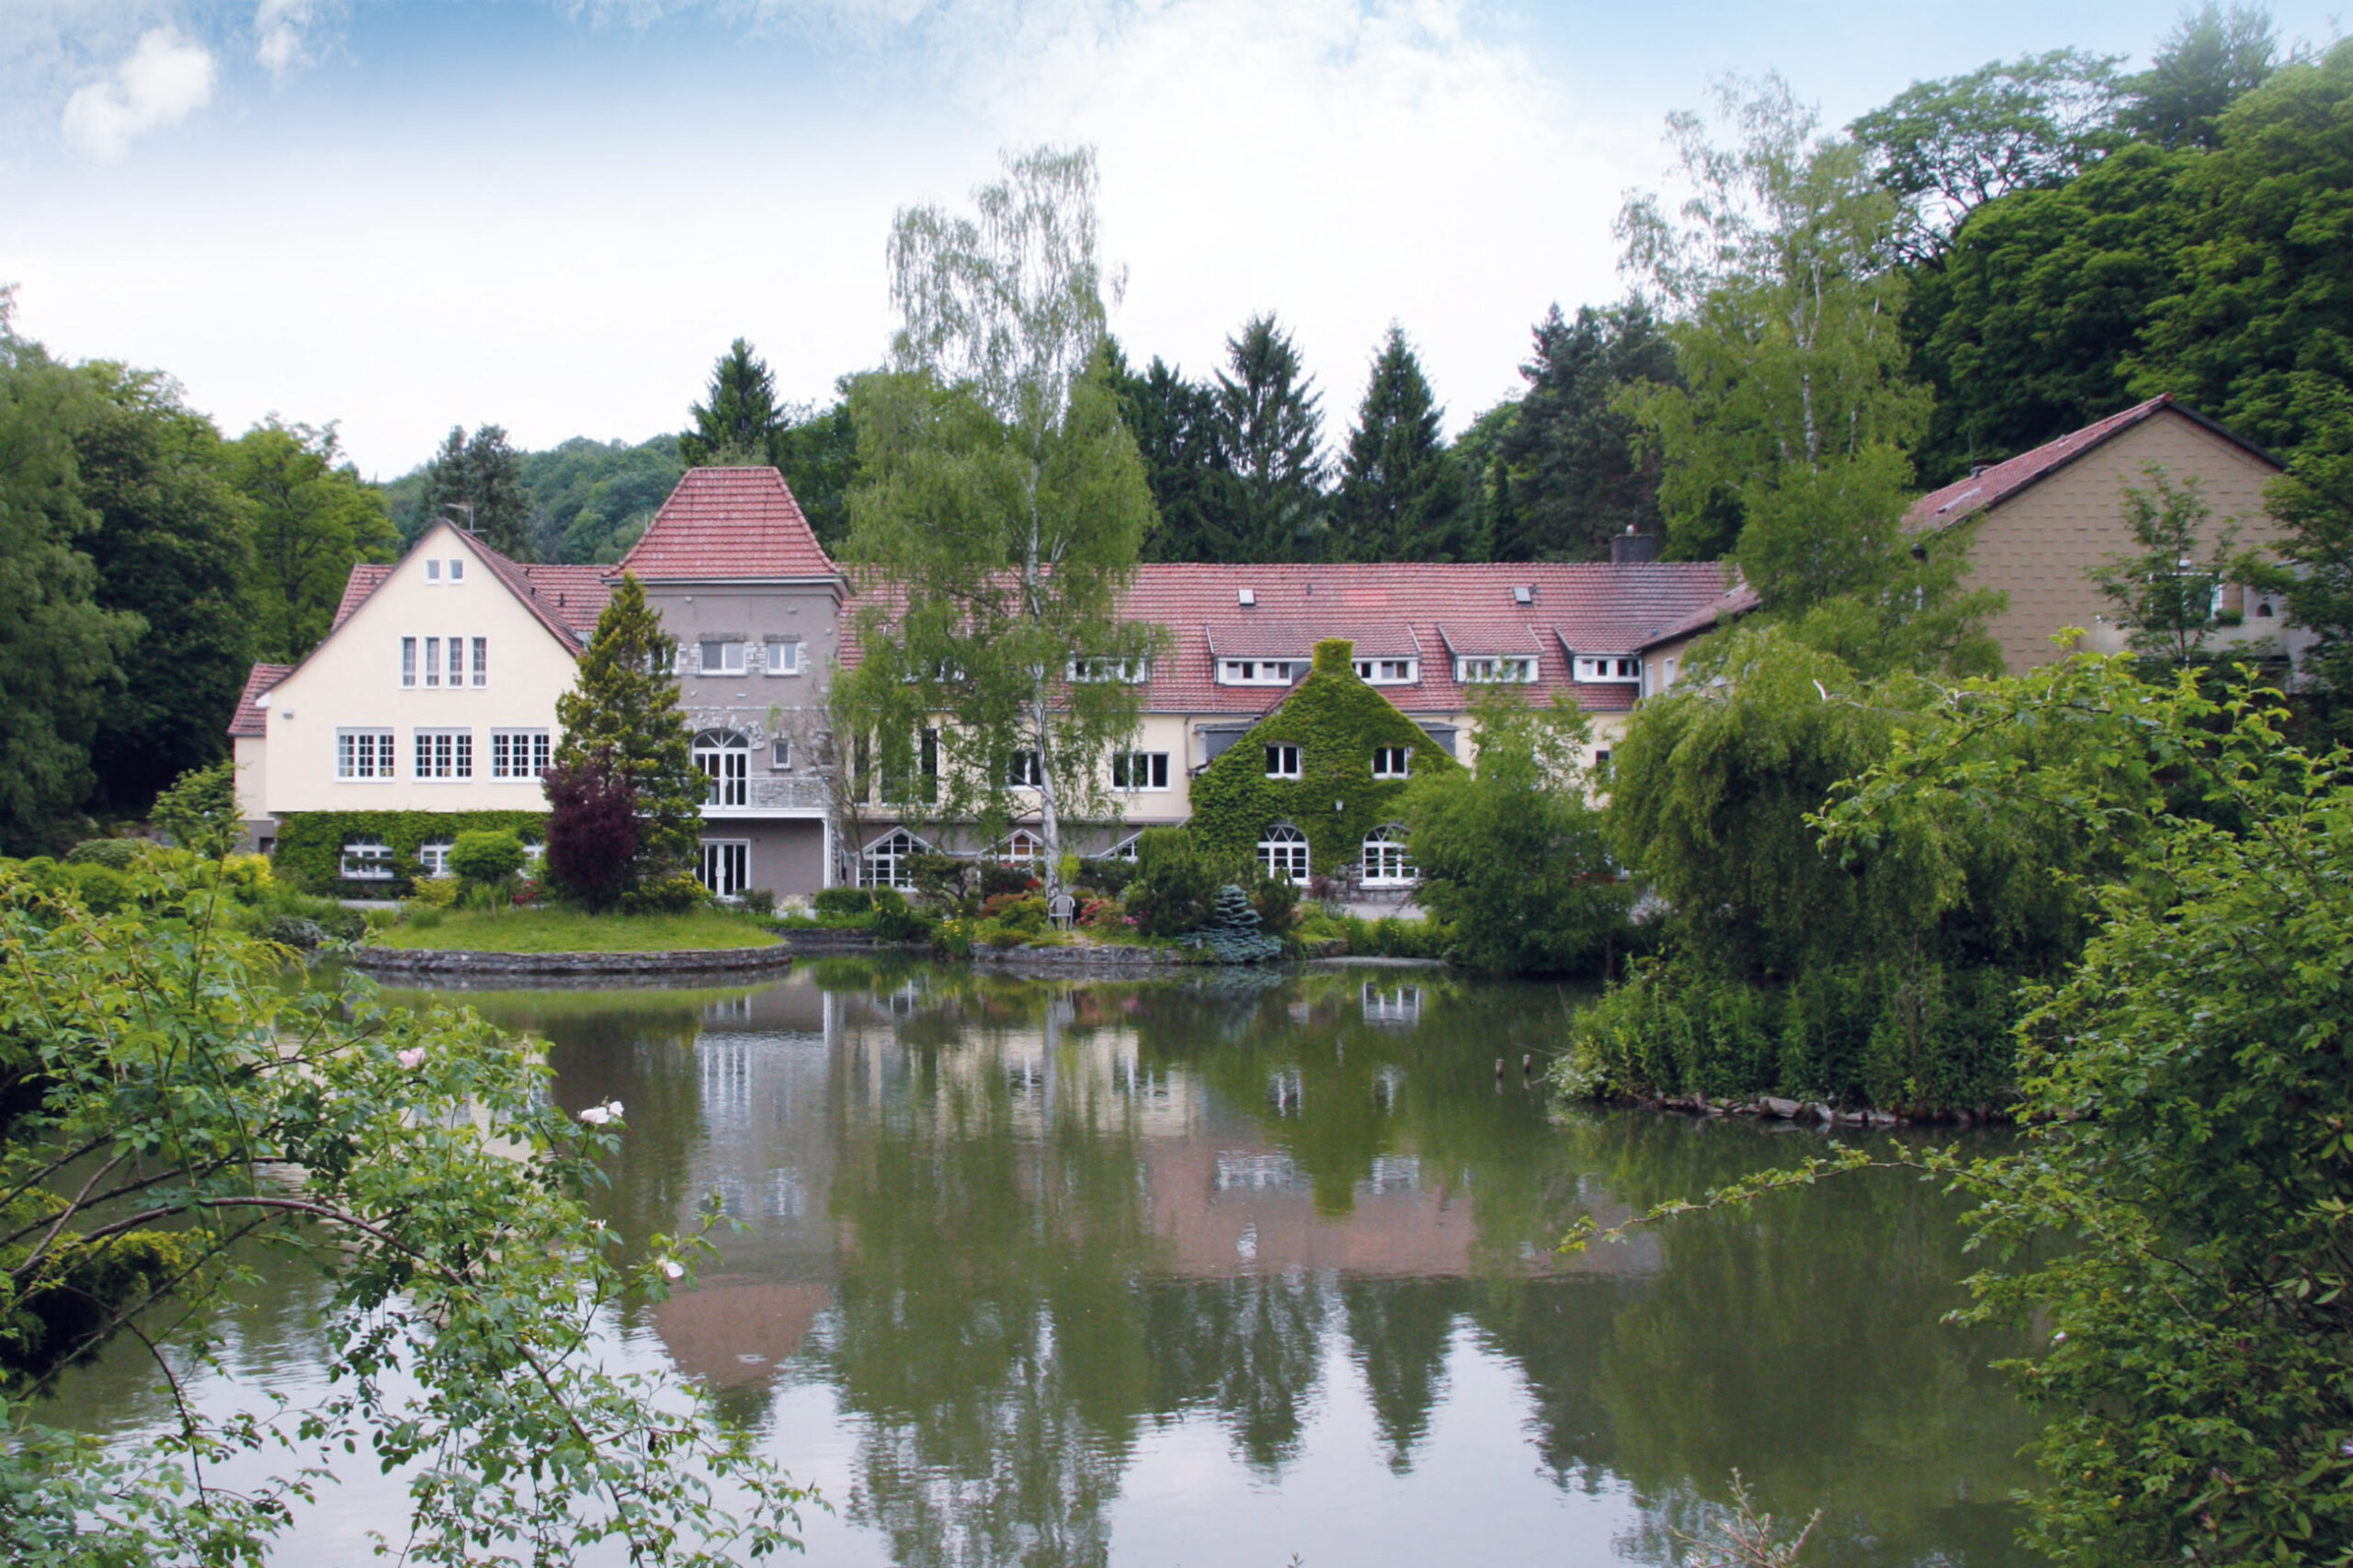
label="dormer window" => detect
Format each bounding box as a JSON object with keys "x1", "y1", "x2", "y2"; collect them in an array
[
  {"x1": 1574, "y1": 655, "x2": 1641, "y2": 683},
  {"x1": 1454, "y1": 655, "x2": 1537, "y2": 684},
  {"x1": 1354, "y1": 658, "x2": 1417, "y2": 685},
  {"x1": 1069, "y1": 656, "x2": 1148, "y2": 683},
  {"x1": 1219, "y1": 659, "x2": 1297, "y2": 686}
]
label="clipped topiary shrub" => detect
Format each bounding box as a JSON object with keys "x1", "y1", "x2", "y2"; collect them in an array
[
  {"x1": 814, "y1": 886, "x2": 875, "y2": 917},
  {"x1": 619, "y1": 873, "x2": 707, "y2": 915}
]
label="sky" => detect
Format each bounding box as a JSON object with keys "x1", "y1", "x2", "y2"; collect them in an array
[{"x1": 3, "y1": 0, "x2": 2347, "y2": 479}]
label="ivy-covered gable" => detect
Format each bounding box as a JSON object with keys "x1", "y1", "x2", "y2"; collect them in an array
[{"x1": 1188, "y1": 640, "x2": 1461, "y2": 877}]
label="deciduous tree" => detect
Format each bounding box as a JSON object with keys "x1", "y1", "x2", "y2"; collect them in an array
[
  {"x1": 839, "y1": 144, "x2": 1163, "y2": 900},
  {"x1": 228, "y1": 417, "x2": 397, "y2": 662}
]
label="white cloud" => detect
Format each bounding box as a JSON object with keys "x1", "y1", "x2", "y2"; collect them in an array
[
  {"x1": 255, "y1": 0, "x2": 323, "y2": 79},
  {"x1": 60, "y1": 26, "x2": 217, "y2": 161}
]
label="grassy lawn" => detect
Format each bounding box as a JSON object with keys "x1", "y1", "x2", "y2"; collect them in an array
[{"x1": 368, "y1": 908, "x2": 785, "y2": 953}]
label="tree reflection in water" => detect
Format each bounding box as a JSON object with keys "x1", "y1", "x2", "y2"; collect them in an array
[{"x1": 40, "y1": 965, "x2": 2036, "y2": 1568}]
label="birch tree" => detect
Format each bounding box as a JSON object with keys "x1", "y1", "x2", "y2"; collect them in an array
[
  {"x1": 1618, "y1": 78, "x2": 1995, "y2": 673},
  {"x1": 838, "y1": 146, "x2": 1162, "y2": 897}
]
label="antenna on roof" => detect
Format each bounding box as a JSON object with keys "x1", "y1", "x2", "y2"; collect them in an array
[{"x1": 443, "y1": 502, "x2": 479, "y2": 536}]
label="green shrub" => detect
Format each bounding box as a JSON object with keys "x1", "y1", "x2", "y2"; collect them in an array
[
  {"x1": 619, "y1": 873, "x2": 706, "y2": 915},
  {"x1": 1123, "y1": 828, "x2": 1221, "y2": 937},
  {"x1": 1249, "y1": 873, "x2": 1299, "y2": 934},
  {"x1": 737, "y1": 889, "x2": 776, "y2": 915},
  {"x1": 66, "y1": 839, "x2": 142, "y2": 869},
  {"x1": 976, "y1": 863, "x2": 1035, "y2": 900},
  {"x1": 407, "y1": 876, "x2": 460, "y2": 911},
  {"x1": 870, "y1": 889, "x2": 930, "y2": 943},
  {"x1": 407, "y1": 907, "x2": 445, "y2": 931},
  {"x1": 449, "y1": 830, "x2": 528, "y2": 887},
  {"x1": 814, "y1": 886, "x2": 875, "y2": 917},
  {"x1": 56, "y1": 862, "x2": 129, "y2": 914},
  {"x1": 1075, "y1": 857, "x2": 1138, "y2": 896}
]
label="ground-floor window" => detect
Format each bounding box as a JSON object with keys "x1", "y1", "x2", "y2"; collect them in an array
[
  {"x1": 1361, "y1": 824, "x2": 1415, "y2": 886},
  {"x1": 1258, "y1": 823, "x2": 1309, "y2": 882},
  {"x1": 340, "y1": 841, "x2": 393, "y2": 881},
  {"x1": 699, "y1": 839, "x2": 750, "y2": 897},
  {"x1": 861, "y1": 828, "x2": 927, "y2": 889},
  {"x1": 1108, "y1": 834, "x2": 1140, "y2": 861},
  {"x1": 417, "y1": 839, "x2": 455, "y2": 879},
  {"x1": 1001, "y1": 828, "x2": 1043, "y2": 864}
]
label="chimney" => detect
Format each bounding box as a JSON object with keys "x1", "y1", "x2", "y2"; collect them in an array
[{"x1": 1610, "y1": 527, "x2": 1659, "y2": 565}]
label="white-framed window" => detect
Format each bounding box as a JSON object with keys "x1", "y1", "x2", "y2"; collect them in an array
[
  {"x1": 340, "y1": 841, "x2": 393, "y2": 881},
  {"x1": 449, "y1": 557, "x2": 464, "y2": 582},
  {"x1": 1112, "y1": 751, "x2": 1170, "y2": 790},
  {"x1": 770, "y1": 737, "x2": 793, "y2": 769},
  {"x1": 861, "y1": 828, "x2": 928, "y2": 889},
  {"x1": 491, "y1": 729, "x2": 551, "y2": 780},
  {"x1": 694, "y1": 730, "x2": 750, "y2": 807},
  {"x1": 336, "y1": 729, "x2": 396, "y2": 780},
  {"x1": 1007, "y1": 749, "x2": 1042, "y2": 788},
  {"x1": 1454, "y1": 655, "x2": 1538, "y2": 684},
  {"x1": 401, "y1": 637, "x2": 416, "y2": 687},
  {"x1": 426, "y1": 559, "x2": 441, "y2": 582},
  {"x1": 1258, "y1": 823, "x2": 1309, "y2": 883},
  {"x1": 650, "y1": 643, "x2": 677, "y2": 677},
  {"x1": 699, "y1": 839, "x2": 750, "y2": 897},
  {"x1": 1108, "y1": 834, "x2": 1141, "y2": 861},
  {"x1": 1265, "y1": 744, "x2": 1301, "y2": 779},
  {"x1": 1573, "y1": 655, "x2": 1641, "y2": 683},
  {"x1": 417, "y1": 839, "x2": 455, "y2": 879},
  {"x1": 1002, "y1": 829, "x2": 1043, "y2": 865},
  {"x1": 415, "y1": 729, "x2": 472, "y2": 779},
  {"x1": 1218, "y1": 659, "x2": 1297, "y2": 686},
  {"x1": 1354, "y1": 658, "x2": 1418, "y2": 685},
  {"x1": 699, "y1": 641, "x2": 745, "y2": 676},
  {"x1": 1593, "y1": 747, "x2": 1613, "y2": 772},
  {"x1": 1370, "y1": 746, "x2": 1411, "y2": 778},
  {"x1": 424, "y1": 638, "x2": 442, "y2": 688},
  {"x1": 471, "y1": 637, "x2": 486, "y2": 687},
  {"x1": 1069, "y1": 656, "x2": 1148, "y2": 683},
  {"x1": 1362, "y1": 824, "x2": 1415, "y2": 886},
  {"x1": 766, "y1": 637, "x2": 802, "y2": 676}
]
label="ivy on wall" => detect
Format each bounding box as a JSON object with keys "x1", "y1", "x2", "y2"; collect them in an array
[
  {"x1": 1188, "y1": 640, "x2": 1462, "y2": 880},
  {"x1": 274, "y1": 811, "x2": 549, "y2": 893}
]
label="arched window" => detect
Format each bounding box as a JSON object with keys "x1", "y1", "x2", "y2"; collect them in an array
[
  {"x1": 1258, "y1": 823, "x2": 1309, "y2": 883},
  {"x1": 1361, "y1": 825, "x2": 1415, "y2": 886},
  {"x1": 861, "y1": 828, "x2": 928, "y2": 889},
  {"x1": 416, "y1": 838, "x2": 456, "y2": 879},
  {"x1": 694, "y1": 729, "x2": 750, "y2": 807}
]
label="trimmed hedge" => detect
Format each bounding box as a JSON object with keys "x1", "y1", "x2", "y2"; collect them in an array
[
  {"x1": 1188, "y1": 639, "x2": 1462, "y2": 881},
  {"x1": 273, "y1": 811, "x2": 548, "y2": 895}
]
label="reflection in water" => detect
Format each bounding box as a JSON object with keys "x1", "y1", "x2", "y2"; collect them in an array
[{"x1": 42, "y1": 964, "x2": 2037, "y2": 1567}]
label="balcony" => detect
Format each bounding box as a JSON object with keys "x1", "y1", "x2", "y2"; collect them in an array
[{"x1": 701, "y1": 775, "x2": 834, "y2": 816}]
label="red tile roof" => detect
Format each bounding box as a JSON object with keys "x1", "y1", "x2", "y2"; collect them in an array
[
  {"x1": 1904, "y1": 395, "x2": 2280, "y2": 532},
  {"x1": 227, "y1": 663, "x2": 292, "y2": 738},
  {"x1": 327, "y1": 542, "x2": 609, "y2": 644},
  {"x1": 845, "y1": 561, "x2": 1751, "y2": 717},
  {"x1": 615, "y1": 467, "x2": 841, "y2": 581},
  {"x1": 332, "y1": 566, "x2": 391, "y2": 631}
]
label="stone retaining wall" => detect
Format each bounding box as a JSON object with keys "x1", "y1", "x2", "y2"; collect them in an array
[
  {"x1": 348, "y1": 944, "x2": 794, "y2": 979},
  {"x1": 971, "y1": 944, "x2": 1187, "y2": 974}
]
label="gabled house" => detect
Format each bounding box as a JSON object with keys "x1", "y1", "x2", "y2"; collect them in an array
[
  {"x1": 230, "y1": 518, "x2": 607, "y2": 881},
  {"x1": 1906, "y1": 395, "x2": 2296, "y2": 672}
]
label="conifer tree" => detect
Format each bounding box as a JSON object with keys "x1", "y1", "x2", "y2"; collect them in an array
[
  {"x1": 552, "y1": 574, "x2": 701, "y2": 884},
  {"x1": 1495, "y1": 303, "x2": 1675, "y2": 561},
  {"x1": 1209, "y1": 313, "x2": 1326, "y2": 561},
  {"x1": 415, "y1": 424, "x2": 530, "y2": 558},
  {"x1": 1331, "y1": 325, "x2": 1468, "y2": 562},
  {"x1": 1105, "y1": 341, "x2": 1225, "y2": 562},
  {"x1": 679, "y1": 338, "x2": 789, "y2": 468}
]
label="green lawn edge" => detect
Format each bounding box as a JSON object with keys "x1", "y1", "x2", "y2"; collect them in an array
[{"x1": 366, "y1": 908, "x2": 786, "y2": 954}]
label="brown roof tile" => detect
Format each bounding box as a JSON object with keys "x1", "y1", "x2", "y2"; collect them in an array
[
  {"x1": 1904, "y1": 395, "x2": 2281, "y2": 532},
  {"x1": 616, "y1": 467, "x2": 841, "y2": 581},
  {"x1": 227, "y1": 663, "x2": 292, "y2": 738}
]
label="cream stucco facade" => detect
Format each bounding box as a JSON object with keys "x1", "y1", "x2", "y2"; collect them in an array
[{"x1": 252, "y1": 521, "x2": 585, "y2": 815}]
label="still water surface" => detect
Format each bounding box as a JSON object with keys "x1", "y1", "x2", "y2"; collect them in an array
[{"x1": 51, "y1": 960, "x2": 2037, "y2": 1566}]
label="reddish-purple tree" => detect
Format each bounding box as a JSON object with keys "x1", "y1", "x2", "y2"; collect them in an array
[{"x1": 542, "y1": 752, "x2": 638, "y2": 913}]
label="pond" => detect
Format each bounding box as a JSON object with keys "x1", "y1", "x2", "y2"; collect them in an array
[{"x1": 47, "y1": 961, "x2": 2039, "y2": 1566}]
